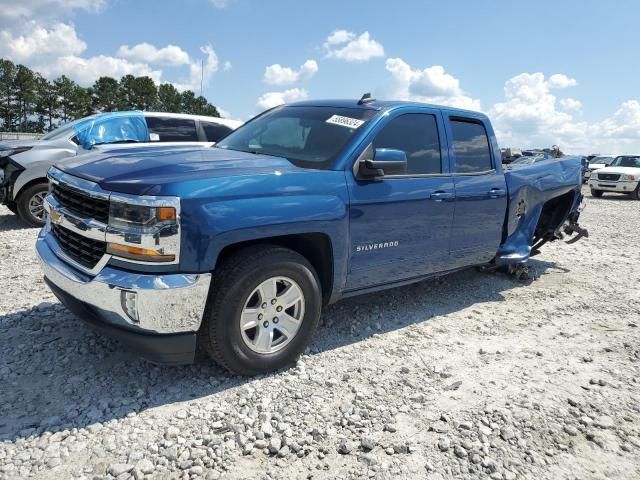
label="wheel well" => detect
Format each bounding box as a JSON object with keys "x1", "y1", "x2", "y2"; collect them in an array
[
  {"x1": 15, "y1": 177, "x2": 48, "y2": 201},
  {"x1": 216, "y1": 233, "x2": 334, "y2": 304},
  {"x1": 534, "y1": 190, "x2": 576, "y2": 242}
]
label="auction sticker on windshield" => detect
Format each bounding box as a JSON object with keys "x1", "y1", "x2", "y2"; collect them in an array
[{"x1": 326, "y1": 115, "x2": 365, "y2": 129}]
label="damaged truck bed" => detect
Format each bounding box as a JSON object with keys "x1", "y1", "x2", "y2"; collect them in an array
[{"x1": 497, "y1": 157, "x2": 587, "y2": 266}]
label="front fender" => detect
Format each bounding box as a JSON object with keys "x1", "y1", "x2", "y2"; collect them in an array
[
  {"x1": 178, "y1": 171, "x2": 350, "y2": 295},
  {"x1": 13, "y1": 147, "x2": 77, "y2": 198}
]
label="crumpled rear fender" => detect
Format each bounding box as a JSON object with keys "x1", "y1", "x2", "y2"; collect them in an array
[{"x1": 496, "y1": 157, "x2": 583, "y2": 265}]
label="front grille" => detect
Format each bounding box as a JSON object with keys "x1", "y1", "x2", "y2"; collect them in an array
[
  {"x1": 52, "y1": 224, "x2": 106, "y2": 269},
  {"x1": 52, "y1": 182, "x2": 109, "y2": 223},
  {"x1": 598, "y1": 173, "x2": 621, "y2": 181}
]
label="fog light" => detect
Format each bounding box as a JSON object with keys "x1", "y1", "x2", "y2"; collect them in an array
[{"x1": 120, "y1": 290, "x2": 139, "y2": 323}]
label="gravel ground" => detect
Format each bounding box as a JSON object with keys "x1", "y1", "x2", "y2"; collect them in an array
[{"x1": 1, "y1": 188, "x2": 639, "y2": 480}]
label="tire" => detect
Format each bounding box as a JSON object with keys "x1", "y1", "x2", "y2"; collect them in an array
[
  {"x1": 590, "y1": 188, "x2": 603, "y2": 198},
  {"x1": 16, "y1": 182, "x2": 49, "y2": 227},
  {"x1": 6, "y1": 202, "x2": 18, "y2": 214},
  {"x1": 632, "y1": 184, "x2": 640, "y2": 200},
  {"x1": 200, "y1": 245, "x2": 322, "y2": 376}
]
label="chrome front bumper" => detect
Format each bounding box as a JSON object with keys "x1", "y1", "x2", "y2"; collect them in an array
[
  {"x1": 588, "y1": 179, "x2": 639, "y2": 193},
  {"x1": 36, "y1": 228, "x2": 211, "y2": 335}
]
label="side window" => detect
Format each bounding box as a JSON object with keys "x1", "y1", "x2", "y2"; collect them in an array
[
  {"x1": 146, "y1": 116, "x2": 198, "y2": 142},
  {"x1": 372, "y1": 113, "x2": 441, "y2": 174},
  {"x1": 201, "y1": 122, "x2": 232, "y2": 142},
  {"x1": 450, "y1": 119, "x2": 493, "y2": 173}
]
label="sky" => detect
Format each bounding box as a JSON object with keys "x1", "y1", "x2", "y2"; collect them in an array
[{"x1": 1, "y1": 0, "x2": 639, "y2": 153}]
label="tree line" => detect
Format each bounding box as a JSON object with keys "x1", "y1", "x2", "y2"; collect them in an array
[{"x1": 0, "y1": 58, "x2": 220, "y2": 133}]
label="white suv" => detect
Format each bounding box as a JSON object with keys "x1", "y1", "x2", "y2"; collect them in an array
[
  {"x1": 588, "y1": 155, "x2": 640, "y2": 199},
  {"x1": 0, "y1": 111, "x2": 241, "y2": 226}
]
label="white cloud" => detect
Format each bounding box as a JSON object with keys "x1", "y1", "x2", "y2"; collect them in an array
[
  {"x1": 590, "y1": 100, "x2": 640, "y2": 146},
  {"x1": 385, "y1": 57, "x2": 481, "y2": 111},
  {"x1": 257, "y1": 88, "x2": 308, "y2": 110},
  {"x1": 0, "y1": 21, "x2": 161, "y2": 85},
  {"x1": 324, "y1": 30, "x2": 384, "y2": 62},
  {"x1": 174, "y1": 44, "x2": 219, "y2": 92},
  {"x1": 0, "y1": 21, "x2": 86, "y2": 62},
  {"x1": 559, "y1": 98, "x2": 582, "y2": 111},
  {"x1": 0, "y1": 0, "x2": 105, "y2": 26},
  {"x1": 325, "y1": 30, "x2": 355, "y2": 46},
  {"x1": 223, "y1": 61, "x2": 232, "y2": 71},
  {"x1": 547, "y1": 73, "x2": 577, "y2": 89},
  {"x1": 489, "y1": 71, "x2": 640, "y2": 154},
  {"x1": 41, "y1": 55, "x2": 162, "y2": 85},
  {"x1": 490, "y1": 72, "x2": 579, "y2": 149},
  {"x1": 0, "y1": 15, "x2": 226, "y2": 91},
  {"x1": 117, "y1": 43, "x2": 191, "y2": 67},
  {"x1": 263, "y1": 59, "x2": 318, "y2": 85}
]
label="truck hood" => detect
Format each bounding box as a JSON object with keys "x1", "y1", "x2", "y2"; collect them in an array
[
  {"x1": 594, "y1": 166, "x2": 640, "y2": 175},
  {"x1": 55, "y1": 146, "x2": 303, "y2": 195}
]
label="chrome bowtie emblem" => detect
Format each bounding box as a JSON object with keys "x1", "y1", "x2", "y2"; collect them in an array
[{"x1": 49, "y1": 206, "x2": 63, "y2": 224}]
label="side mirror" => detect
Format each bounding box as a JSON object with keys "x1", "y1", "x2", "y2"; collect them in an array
[{"x1": 356, "y1": 147, "x2": 407, "y2": 179}]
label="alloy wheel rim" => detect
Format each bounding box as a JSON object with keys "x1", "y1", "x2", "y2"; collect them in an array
[
  {"x1": 240, "y1": 276, "x2": 305, "y2": 354},
  {"x1": 28, "y1": 192, "x2": 48, "y2": 221}
]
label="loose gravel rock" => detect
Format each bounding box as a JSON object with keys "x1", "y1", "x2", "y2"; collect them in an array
[{"x1": 1, "y1": 189, "x2": 639, "y2": 479}]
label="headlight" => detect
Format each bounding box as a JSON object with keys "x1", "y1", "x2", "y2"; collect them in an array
[
  {"x1": 108, "y1": 202, "x2": 177, "y2": 231},
  {"x1": 106, "y1": 199, "x2": 180, "y2": 263},
  {"x1": 620, "y1": 174, "x2": 637, "y2": 181}
]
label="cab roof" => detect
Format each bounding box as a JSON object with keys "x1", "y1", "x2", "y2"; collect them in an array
[{"x1": 286, "y1": 98, "x2": 487, "y2": 119}]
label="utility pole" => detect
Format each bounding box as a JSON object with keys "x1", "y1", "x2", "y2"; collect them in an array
[{"x1": 199, "y1": 59, "x2": 204, "y2": 114}]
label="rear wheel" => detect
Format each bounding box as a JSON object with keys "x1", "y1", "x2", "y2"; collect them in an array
[
  {"x1": 16, "y1": 182, "x2": 49, "y2": 227},
  {"x1": 200, "y1": 246, "x2": 322, "y2": 376},
  {"x1": 590, "y1": 188, "x2": 603, "y2": 198}
]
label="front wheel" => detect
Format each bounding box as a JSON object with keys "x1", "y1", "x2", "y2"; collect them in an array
[
  {"x1": 200, "y1": 246, "x2": 322, "y2": 376},
  {"x1": 16, "y1": 182, "x2": 49, "y2": 227},
  {"x1": 590, "y1": 188, "x2": 603, "y2": 198},
  {"x1": 632, "y1": 184, "x2": 640, "y2": 200}
]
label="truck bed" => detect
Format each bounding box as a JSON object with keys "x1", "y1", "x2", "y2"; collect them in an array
[{"x1": 496, "y1": 156, "x2": 583, "y2": 265}]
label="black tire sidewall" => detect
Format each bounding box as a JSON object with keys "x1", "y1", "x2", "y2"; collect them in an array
[
  {"x1": 209, "y1": 252, "x2": 321, "y2": 375},
  {"x1": 590, "y1": 189, "x2": 602, "y2": 198},
  {"x1": 16, "y1": 183, "x2": 48, "y2": 227}
]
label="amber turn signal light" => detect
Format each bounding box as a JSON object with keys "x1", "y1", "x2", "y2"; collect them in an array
[
  {"x1": 107, "y1": 243, "x2": 175, "y2": 262},
  {"x1": 157, "y1": 207, "x2": 177, "y2": 221}
]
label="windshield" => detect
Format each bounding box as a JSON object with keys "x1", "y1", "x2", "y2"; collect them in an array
[
  {"x1": 590, "y1": 156, "x2": 613, "y2": 165},
  {"x1": 610, "y1": 156, "x2": 640, "y2": 168},
  {"x1": 215, "y1": 105, "x2": 378, "y2": 169},
  {"x1": 41, "y1": 116, "x2": 99, "y2": 141}
]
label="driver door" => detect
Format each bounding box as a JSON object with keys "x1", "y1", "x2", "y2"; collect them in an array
[{"x1": 345, "y1": 110, "x2": 455, "y2": 291}]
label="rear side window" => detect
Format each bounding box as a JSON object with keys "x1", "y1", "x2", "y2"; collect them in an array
[
  {"x1": 201, "y1": 122, "x2": 233, "y2": 142},
  {"x1": 146, "y1": 116, "x2": 198, "y2": 142},
  {"x1": 372, "y1": 113, "x2": 441, "y2": 174},
  {"x1": 450, "y1": 119, "x2": 493, "y2": 173}
]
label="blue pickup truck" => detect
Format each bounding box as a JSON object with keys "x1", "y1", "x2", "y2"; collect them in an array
[{"x1": 36, "y1": 97, "x2": 586, "y2": 375}]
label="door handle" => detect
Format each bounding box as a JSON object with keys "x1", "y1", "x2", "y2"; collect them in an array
[
  {"x1": 488, "y1": 188, "x2": 506, "y2": 198},
  {"x1": 430, "y1": 191, "x2": 455, "y2": 202}
]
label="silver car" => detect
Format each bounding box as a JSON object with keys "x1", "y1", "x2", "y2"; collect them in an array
[{"x1": 0, "y1": 111, "x2": 241, "y2": 226}]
